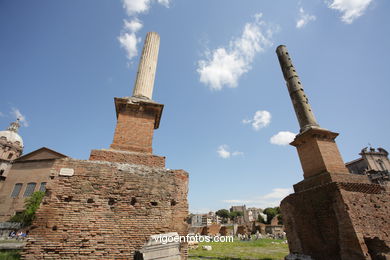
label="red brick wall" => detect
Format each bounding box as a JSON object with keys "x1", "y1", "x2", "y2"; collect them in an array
[
  {"x1": 111, "y1": 110, "x2": 155, "y2": 153},
  {"x1": 340, "y1": 185, "x2": 390, "y2": 260},
  {"x1": 89, "y1": 149, "x2": 165, "y2": 168},
  {"x1": 22, "y1": 158, "x2": 189, "y2": 259},
  {"x1": 206, "y1": 224, "x2": 221, "y2": 236},
  {"x1": 281, "y1": 179, "x2": 390, "y2": 260},
  {"x1": 316, "y1": 138, "x2": 349, "y2": 174},
  {"x1": 294, "y1": 132, "x2": 349, "y2": 178}
]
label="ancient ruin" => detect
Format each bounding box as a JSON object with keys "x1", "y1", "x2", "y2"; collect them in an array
[
  {"x1": 347, "y1": 147, "x2": 390, "y2": 185},
  {"x1": 0, "y1": 119, "x2": 24, "y2": 186},
  {"x1": 21, "y1": 32, "x2": 189, "y2": 259},
  {"x1": 276, "y1": 45, "x2": 390, "y2": 260}
]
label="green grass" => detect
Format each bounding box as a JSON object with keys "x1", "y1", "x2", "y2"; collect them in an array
[
  {"x1": 189, "y1": 238, "x2": 288, "y2": 260},
  {"x1": 0, "y1": 240, "x2": 24, "y2": 244},
  {"x1": 0, "y1": 250, "x2": 21, "y2": 260}
]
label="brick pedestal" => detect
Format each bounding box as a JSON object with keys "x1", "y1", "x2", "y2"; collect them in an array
[
  {"x1": 110, "y1": 97, "x2": 163, "y2": 154},
  {"x1": 281, "y1": 173, "x2": 390, "y2": 260},
  {"x1": 282, "y1": 128, "x2": 390, "y2": 259},
  {"x1": 93, "y1": 96, "x2": 166, "y2": 167},
  {"x1": 291, "y1": 128, "x2": 349, "y2": 179}
]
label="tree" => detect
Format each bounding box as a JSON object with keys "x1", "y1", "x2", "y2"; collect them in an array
[
  {"x1": 187, "y1": 213, "x2": 194, "y2": 224},
  {"x1": 216, "y1": 209, "x2": 229, "y2": 219},
  {"x1": 10, "y1": 191, "x2": 45, "y2": 227},
  {"x1": 229, "y1": 211, "x2": 243, "y2": 221},
  {"x1": 257, "y1": 214, "x2": 266, "y2": 224},
  {"x1": 216, "y1": 209, "x2": 230, "y2": 223},
  {"x1": 263, "y1": 207, "x2": 278, "y2": 224},
  {"x1": 277, "y1": 214, "x2": 283, "y2": 225}
]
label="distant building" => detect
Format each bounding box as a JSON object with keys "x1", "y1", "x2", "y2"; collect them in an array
[
  {"x1": 190, "y1": 212, "x2": 221, "y2": 227},
  {"x1": 247, "y1": 207, "x2": 262, "y2": 222},
  {"x1": 0, "y1": 120, "x2": 24, "y2": 186},
  {"x1": 0, "y1": 147, "x2": 67, "y2": 221},
  {"x1": 201, "y1": 215, "x2": 212, "y2": 226},
  {"x1": 346, "y1": 147, "x2": 390, "y2": 184},
  {"x1": 230, "y1": 205, "x2": 265, "y2": 224},
  {"x1": 230, "y1": 205, "x2": 246, "y2": 213},
  {"x1": 265, "y1": 225, "x2": 284, "y2": 235},
  {"x1": 230, "y1": 205, "x2": 249, "y2": 223},
  {"x1": 190, "y1": 214, "x2": 212, "y2": 226},
  {"x1": 0, "y1": 119, "x2": 69, "y2": 222},
  {"x1": 207, "y1": 211, "x2": 221, "y2": 224},
  {"x1": 191, "y1": 214, "x2": 203, "y2": 227}
]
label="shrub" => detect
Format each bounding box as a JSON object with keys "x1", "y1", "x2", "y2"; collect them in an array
[{"x1": 9, "y1": 191, "x2": 45, "y2": 227}]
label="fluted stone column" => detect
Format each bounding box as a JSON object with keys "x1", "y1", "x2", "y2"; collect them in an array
[
  {"x1": 100, "y1": 32, "x2": 164, "y2": 156},
  {"x1": 276, "y1": 45, "x2": 319, "y2": 133},
  {"x1": 132, "y1": 32, "x2": 160, "y2": 100}
]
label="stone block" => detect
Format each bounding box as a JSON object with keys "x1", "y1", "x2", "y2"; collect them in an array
[{"x1": 140, "y1": 232, "x2": 181, "y2": 260}]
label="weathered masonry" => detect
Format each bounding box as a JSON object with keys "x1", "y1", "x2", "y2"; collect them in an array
[
  {"x1": 22, "y1": 32, "x2": 189, "y2": 259},
  {"x1": 276, "y1": 45, "x2": 390, "y2": 260}
]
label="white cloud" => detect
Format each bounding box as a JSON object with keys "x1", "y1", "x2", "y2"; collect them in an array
[
  {"x1": 0, "y1": 112, "x2": 4, "y2": 117},
  {"x1": 190, "y1": 208, "x2": 211, "y2": 214},
  {"x1": 296, "y1": 7, "x2": 316, "y2": 28},
  {"x1": 262, "y1": 188, "x2": 292, "y2": 199},
  {"x1": 217, "y1": 145, "x2": 231, "y2": 159},
  {"x1": 217, "y1": 145, "x2": 243, "y2": 159},
  {"x1": 157, "y1": 0, "x2": 170, "y2": 7},
  {"x1": 197, "y1": 13, "x2": 275, "y2": 90},
  {"x1": 118, "y1": 31, "x2": 141, "y2": 60},
  {"x1": 119, "y1": 0, "x2": 169, "y2": 62},
  {"x1": 232, "y1": 151, "x2": 244, "y2": 156},
  {"x1": 243, "y1": 110, "x2": 271, "y2": 131},
  {"x1": 270, "y1": 131, "x2": 296, "y2": 146},
  {"x1": 122, "y1": 0, "x2": 170, "y2": 15},
  {"x1": 123, "y1": 18, "x2": 143, "y2": 33},
  {"x1": 223, "y1": 199, "x2": 252, "y2": 204},
  {"x1": 118, "y1": 18, "x2": 144, "y2": 61},
  {"x1": 223, "y1": 188, "x2": 293, "y2": 208},
  {"x1": 11, "y1": 108, "x2": 29, "y2": 127},
  {"x1": 327, "y1": 0, "x2": 373, "y2": 24},
  {"x1": 122, "y1": 0, "x2": 150, "y2": 15}
]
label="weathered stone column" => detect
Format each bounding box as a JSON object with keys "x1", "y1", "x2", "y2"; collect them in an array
[
  {"x1": 132, "y1": 32, "x2": 160, "y2": 100},
  {"x1": 276, "y1": 45, "x2": 319, "y2": 133},
  {"x1": 276, "y1": 45, "x2": 348, "y2": 179}
]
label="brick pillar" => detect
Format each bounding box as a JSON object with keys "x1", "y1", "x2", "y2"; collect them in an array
[
  {"x1": 110, "y1": 98, "x2": 163, "y2": 153},
  {"x1": 89, "y1": 97, "x2": 165, "y2": 167},
  {"x1": 290, "y1": 128, "x2": 349, "y2": 179}
]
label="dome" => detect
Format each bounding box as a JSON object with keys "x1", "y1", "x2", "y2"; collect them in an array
[
  {"x1": 0, "y1": 120, "x2": 24, "y2": 148},
  {"x1": 0, "y1": 130, "x2": 23, "y2": 147}
]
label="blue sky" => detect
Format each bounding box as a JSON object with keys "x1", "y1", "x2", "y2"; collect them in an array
[{"x1": 1, "y1": 0, "x2": 389, "y2": 213}]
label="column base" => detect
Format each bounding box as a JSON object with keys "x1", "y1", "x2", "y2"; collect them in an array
[
  {"x1": 89, "y1": 149, "x2": 165, "y2": 168},
  {"x1": 290, "y1": 127, "x2": 349, "y2": 179}
]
